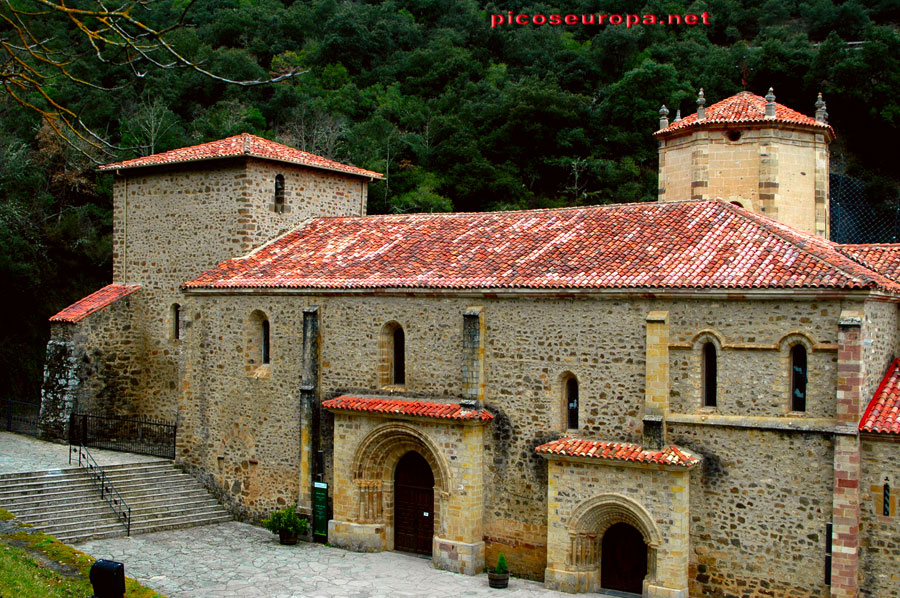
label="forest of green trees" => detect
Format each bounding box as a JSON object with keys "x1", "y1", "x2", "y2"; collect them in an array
[{"x1": 2, "y1": 0, "x2": 899, "y2": 400}]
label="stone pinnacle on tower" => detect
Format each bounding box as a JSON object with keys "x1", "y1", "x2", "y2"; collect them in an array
[
  {"x1": 765, "y1": 88, "x2": 776, "y2": 118},
  {"x1": 696, "y1": 89, "x2": 706, "y2": 120},
  {"x1": 815, "y1": 92, "x2": 828, "y2": 123},
  {"x1": 659, "y1": 105, "x2": 670, "y2": 129}
]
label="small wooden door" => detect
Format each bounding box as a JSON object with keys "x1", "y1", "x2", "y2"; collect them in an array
[
  {"x1": 601, "y1": 522, "x2": 647, "y2": 594},
  {"x1": 394, "y1": 451, "x2": 434, "y2": 555}
]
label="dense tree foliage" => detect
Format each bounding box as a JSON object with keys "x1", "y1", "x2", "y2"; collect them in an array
[{"x1": 2, "y1": 0, "x2": 899, "y2": 400}]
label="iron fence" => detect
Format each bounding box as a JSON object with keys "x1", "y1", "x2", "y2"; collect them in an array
[
  {"x1": 69, "y1": 412, "x2": 176, "y2": 459},
  {"x1": 830, "y1": 168, "x2": 900, "y2": 244},
  {"x1": 1, "y1": 398, "x2": 40, "y2": 436}
]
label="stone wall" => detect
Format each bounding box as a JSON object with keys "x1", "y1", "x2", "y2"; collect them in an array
[
  {"x1": 177, "y1": 289, "x2": 874, "y2": 589},
  {"x1": 863, "y1": 300, "x2": 899, "y2": 413},
  {"x1": 668, "y1": 298, "x2": 840, "y2": 418},
  {"x1": 105, "y1": 159, "x2": 368, "y2": 422},
  {"x1": 671, "y1": 424, "x2": 835, "y2": 598},
  {"x1": 859, "y1": 436, "x2": 900, "y2": 597},
  {"x1": 39, "y1": 291, "x2": 142, "y2": 440}
]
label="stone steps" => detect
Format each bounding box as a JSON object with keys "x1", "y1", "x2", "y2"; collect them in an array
[{"x1": 0, "y1": 459, "x2": 231, "y2": 544}]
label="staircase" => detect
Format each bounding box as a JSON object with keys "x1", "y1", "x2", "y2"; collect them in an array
[{"x1": 0, "y1": 460, "x2": 231, "y2": 543}]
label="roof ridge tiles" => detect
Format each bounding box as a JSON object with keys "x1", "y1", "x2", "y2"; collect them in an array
[
  {"x1": 182, "y1": 200, "x2": 900, "y2": 293},
  {"x1": 721, "y1": 202, "x2": 890, "y2": 290},
  {"x1": 99, "y1": 133, "x2": 383, "y2": 179}
]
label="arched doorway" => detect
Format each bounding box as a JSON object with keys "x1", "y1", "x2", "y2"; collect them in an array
[
  {"x1": 393, "y1": 451, "x2": 434, "y2": 555},
  {"x1": 601, "y1": 522, "x2": 647, "y2": 594}
]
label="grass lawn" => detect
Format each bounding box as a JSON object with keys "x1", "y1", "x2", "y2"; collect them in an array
[{"x1": 0, "y1": 509, "x2": 165, "y2": 598}]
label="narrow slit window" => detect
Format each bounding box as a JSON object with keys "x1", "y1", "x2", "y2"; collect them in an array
[
  {"x1": 262, "y1": 319, "x2": 271, "y2": 364},
  {"x1": 884, "y1": 478, "x2": 891, "y2": 517},
  {"x1": 170, "y1": 303, "x2": 181, "y2": 340},
  {"x1": 703, "y1": 342, "x2": 717, "y2": 407},
  {"x1": 393, "y1": 326, "x2": 405, "y2": 385},
  {"x1": 274, "y1": 174, "x2": 285, "y2": 212},
  {"x1": 566, "y1": 377, "x2": 579, "y2": 430},
  {"x1": 791, "y1": 345, "x2": 807, "y2": 412}
]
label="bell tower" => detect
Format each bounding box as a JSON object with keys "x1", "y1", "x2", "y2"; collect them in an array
[{"x1": 655, "y1": 89, "x2": 834, "y2": 238}]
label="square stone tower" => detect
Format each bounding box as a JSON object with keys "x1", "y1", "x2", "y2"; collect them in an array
[
  {"x1": 63, "y1": 134, "x2": 382, "y2": 422},
  {"x1": 655, "y1": 89, "x2": 834, "y2": 238}
]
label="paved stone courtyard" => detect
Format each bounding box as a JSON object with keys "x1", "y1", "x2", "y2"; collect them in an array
[
  {"x1": 0, "y1": 431, "x2": 160, "y2": 475},
  {"x1": 78, "y1": 522, "x2": 577, "y2": 598},
  {"x1": 0, "y1": 433, "x2": 588, "y2": 598}
]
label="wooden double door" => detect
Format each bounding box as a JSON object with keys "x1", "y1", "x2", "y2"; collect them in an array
[
  {"x1": 393, "y1": 451, "x2": 434, "y2": 555},
  {"x1": 601, "y1": 522, "x2": 648, "y2": 595}
]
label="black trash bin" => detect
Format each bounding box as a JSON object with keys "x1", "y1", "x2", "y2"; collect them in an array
[{"x1": 89, "y1": 559, "x2": 125, "y2": 598}]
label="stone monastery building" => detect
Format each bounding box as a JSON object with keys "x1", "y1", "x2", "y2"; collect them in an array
[{"x1": 41, "y1": 90, "x2": 900, "y2": 598}]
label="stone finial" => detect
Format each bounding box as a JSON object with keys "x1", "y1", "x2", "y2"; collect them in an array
[
  {"x1": 696, "y1": 89, "x2": 706, "y2": 120},
  {"x1": 659, "y1": 104, "x2": 669, "y2": 129},
  {"x1": 674, "y1": 109, "x2": 682, "y2": 122},
  {"x1": 815, "y1": 92, "x2": 828, "y2": 123},
  {"x1": 765, "y1": 87, "x2": 776, "y2": 118}
]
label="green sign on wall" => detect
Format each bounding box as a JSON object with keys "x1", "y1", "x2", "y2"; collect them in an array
[{"x1": 313, "y1": 481, "x2": 328, "y2": 538}]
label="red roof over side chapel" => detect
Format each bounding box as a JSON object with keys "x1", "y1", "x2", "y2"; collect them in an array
[
  {"x1": 861, "y1": 359, "x2": 900, "y2": 435},
  {"x1": 49, "y1": 284, "x2": 140, "y2": 323}
]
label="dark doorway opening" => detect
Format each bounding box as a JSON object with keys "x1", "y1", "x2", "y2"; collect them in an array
[
  {"x1": 394, "y1": 451, "x2": 434, "y2": 555},
  {"x1": 601, "y1": 522, "x2": 647, "y2": 595}
]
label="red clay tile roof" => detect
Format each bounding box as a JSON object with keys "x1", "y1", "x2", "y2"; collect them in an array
[
  {"x1": 99, "y1": 133, "x2": 383, "y2": 179},
  {"x1": 860, "y1": 359, "x2": 900, "y2": 435},
  {"x1": 536, "y1": 437, "x2": 700, "y2": 467},
  {"x1": 655, "y1": 91, "x2": 834, "y2": 139},
  {"x1": 49, "y1": 284, "x2": 140, "y2": 323},
  {"x1": 184, "y1": 200, "x2": 900, "y2": 293},
  {"x1": 839, "y1": 244, "x2": 900, "y2": 283},
  {"x1": 323, "y1": 396, "x2": 493, "y2": 421}
]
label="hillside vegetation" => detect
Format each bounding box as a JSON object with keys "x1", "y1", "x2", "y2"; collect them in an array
[{"x1": 1, "y1": 0, "x2": 898, "y2": 399}]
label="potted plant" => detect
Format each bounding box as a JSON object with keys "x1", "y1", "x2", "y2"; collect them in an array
[
  {"x1": 488, "y1": 552, "x2": 509, "y2": 588},
  {"x1": 262, "y1": 505, "x2": 309, "y2": 545}
]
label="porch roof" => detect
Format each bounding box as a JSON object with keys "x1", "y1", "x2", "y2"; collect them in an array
[{"x1": 536, "y1": 437, "x2": 700, "y2": 468}]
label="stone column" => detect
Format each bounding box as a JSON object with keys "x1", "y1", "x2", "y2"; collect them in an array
[
  {"x1": 831, "y1": 310, "x2": 864, "y2": 598},
  {"x1": 298, "y1": 306, "x2": 319, "y2": 515},
  {"x1": 644, "y1": 311, "x2": 669, "y2": 449},
  {"x1": 462, "y1": 307, "x2": 485, "y2": 409}
]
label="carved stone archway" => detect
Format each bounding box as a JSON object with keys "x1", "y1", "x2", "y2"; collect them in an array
[
  {"x1": 348, "y1": 422, "x2": 451, "y2": 544},
  {"x1": 327, "y1": 406, "x2": 488, "y2": 575},
  {"x1": 565, "y1": 494, "x2": 662, "y2": 593}
]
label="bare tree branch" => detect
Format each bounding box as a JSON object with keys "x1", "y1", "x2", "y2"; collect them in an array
[{"x1": 0, "y1": 0, "x2": 306, "y2": 161}]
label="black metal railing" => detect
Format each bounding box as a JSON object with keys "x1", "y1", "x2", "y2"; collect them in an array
[
  {"x1": 69, "y1": 444, "x2": 131, "y2": 535},
  {"x1": 1, "y1": 398, "x2": 41, "y2": 436},
  {"x1": 69, "y1": 412, "x2": 176, "y2": 459}
]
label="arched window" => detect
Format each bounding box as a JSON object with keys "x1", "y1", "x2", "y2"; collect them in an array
[
  {"x1": 274, "y1": 174, "x2": 285, "y2": 213},
  {"x1": 392, "y1": 326, "x2": 405, "y2": 385},
  {"x1": 791, "y1": 344, "x2": 807, "y2": 412},
  {"x1": 170, "y1": 303, "x2": 180, "y2": 340},
  {"x1": 261, "y1": 319, "x2": 271, "y2": 364},
  {"x1": 702, "y1": 342, "x2": 717, "y2": 407},
  {"x1": 566, "y1": 376, "x2": 579, "y2": 430},
  {"x1": 379, "y1": 322, "x2": 406, "y2": 387},
  {"x1": 246, "y1": 310, "x2": 271, "y2": 371}
]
